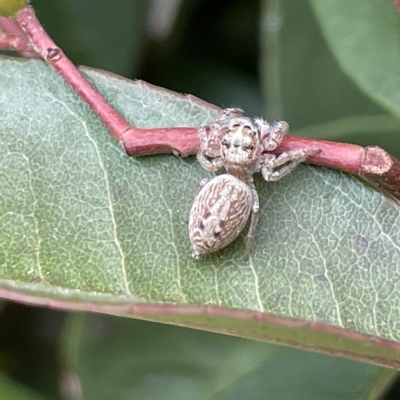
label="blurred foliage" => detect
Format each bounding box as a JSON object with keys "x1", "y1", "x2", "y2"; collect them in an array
[
  {"x1": 1, "y1": 0, "x2": 400, "y2": 399},
  {"x1": 0, "y1": 0, "x2": 27, "y2": 17},
  {"x1": 0, "y1": 371, "x2": 47, "y2": 400},
  {"x1": 0, "y1": 304, "x2": 63, "y2": 398},
  {"x1": 275, "y1": 0, "x2": 382, "y2": 127},
  {"x1": 66, "y1": 314, "x2": 389, "y2": 400}
]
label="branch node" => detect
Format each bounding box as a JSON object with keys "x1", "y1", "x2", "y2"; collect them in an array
[
  {"x1": 46, "y1": 47, "x2": 61, "y2": 62},
  {"x1": 361, "y1": 146, "x2": 392, "y2": 175}
]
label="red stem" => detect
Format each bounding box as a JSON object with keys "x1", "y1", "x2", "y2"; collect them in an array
[
  {"x1": 270, "y1": 136, "x2": 364, "y2": 175},
  {"x1": 15, "y1": 6, "x2": 132, "y2": 140},
  {"x1": 0, "y1": 15, "x2": 25, "y2": 35},
  {"x1": 0, "y1": 16, "x2": 35, "y2": 54},
  {"x1": 0, "y1": 30, "x2": 31, "y2": 51},
  {"x1": 122, "y1": 126, "x2": 364, "y2": 174},
  {"x1": 121, "y1": 127, "x2": 199, "y2": 158}
]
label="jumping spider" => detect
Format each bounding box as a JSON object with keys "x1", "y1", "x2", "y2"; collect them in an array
[{"x1": 189, "y1": 108, "x2": 319, "y2": 259}]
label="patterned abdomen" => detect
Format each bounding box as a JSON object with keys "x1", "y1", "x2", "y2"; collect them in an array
[{"x1": 189, "y1": 174, "x2": 253, "y2": 258}]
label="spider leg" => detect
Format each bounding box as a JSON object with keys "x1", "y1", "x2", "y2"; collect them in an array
[
  {"x1": 256, "y1": 120, "x2": 289, "y2": 151},
  {"x1": 198, "y1": 125, "x2": 220, "y2": 158},
  {"x1": 196, "y1": 151, "x2": 224, "y2": 172},
  {"x1": 194, "y1": 177, "x2": 211, "y2": 196},
  {"x1": 244, "y1": 177, "x2": 260, "y2": 257},
  {"x1": 261, "y1": 148, "x2": 320, "y2": 182}
]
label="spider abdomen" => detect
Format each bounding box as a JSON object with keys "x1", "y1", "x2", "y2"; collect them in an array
[{"x1": 189, "y1": 174, "x2": 253, "y2": 258}]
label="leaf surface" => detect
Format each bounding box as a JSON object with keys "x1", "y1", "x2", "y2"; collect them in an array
[
  {"x1": 310, "y1": 0, "x2": 400, "y2": 118},
  {"x1": 0, "y1": 57, "x2": 400, "y2": 367}
]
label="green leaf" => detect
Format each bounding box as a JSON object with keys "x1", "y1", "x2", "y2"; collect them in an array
[
  {"x1": 0, "y1": 373, "x2": 47, "y2": 400},
  {"x1": 310, "y1": 0, "x2": 400, "y2": 119},
  {"x1": 67, "y1": 314, "x2": 393, "y2": 400},
  {"x1": 1, "y1": 57, "x2": 400, "y2": 367}
]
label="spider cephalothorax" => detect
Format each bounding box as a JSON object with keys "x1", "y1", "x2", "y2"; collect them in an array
[
  {"x1": 189, "y1": 108, "x2": 319, "y2": 258},
  {"x1": 220, "y1": 118, "x2": 259, "y2": 172},
  {"x1": 197, "y1": 108, "x2": 291, "y2": 179}
]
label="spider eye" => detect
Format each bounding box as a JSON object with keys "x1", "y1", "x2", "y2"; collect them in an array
[
  {"x1": 222, "y1": 139, "x2": 231, "y2": 148},
  {"x1": 243, "y1": 144, "x2": 254, "y2": 150}
]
